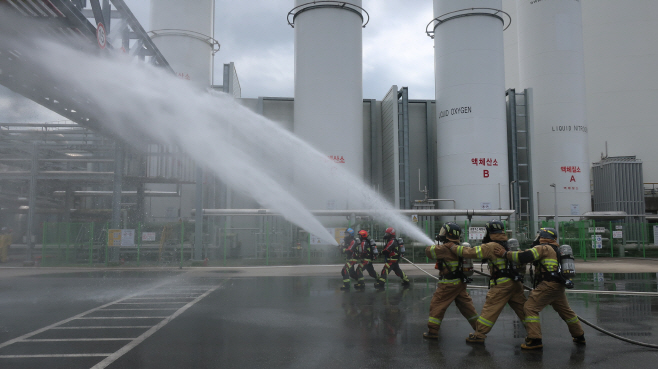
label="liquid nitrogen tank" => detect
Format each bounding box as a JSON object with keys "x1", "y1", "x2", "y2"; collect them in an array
[
  {"x1": 431, "y1": 0, "x2": 510, "y2": 212},
  {"x1": 150, "y1": 0, "x2": 216, "y2": 88},
  {"x1": 290, "y1": 0, "x2": 365, "y2": 211},
  {"x1": 516, "y1": 0, "x2": 591, "y2": 218}
]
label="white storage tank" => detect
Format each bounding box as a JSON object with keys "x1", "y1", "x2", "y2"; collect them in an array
[
  {"x1": 516, "y1": 0, "x2": 591, "y2": 218},
  {"x1": 150, "y1": 0, "x2": 216, "y2": 88},
  {"x1": 581, "y1": 2, "x2": 658, "y2": 184},
  {"x1": 290, "y1": 0, "x2": 365, "y2": 211},
  {"x1": 431, "y1": 0, "x2": 510, "y2": 211}
]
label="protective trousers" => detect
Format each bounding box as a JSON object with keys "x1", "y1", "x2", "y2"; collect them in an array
[
  {"x1": 472, "y1": 281, "x2": 527, "y2": 339},
  {"x1": 341, "y1": 260, "x2": 363, "y2": 284},
  {"x1": 524, "y1": 281, "x2": 584, "y2": 339},
  {"x1": 427, "y1": 281, "x2": 478, "y2": 334},
  {"x1": 361, "y1": 260, "x2": 379, "y2": 280},
  {"x1": 379, "y1": 259, "x2": 409, "y2": 283}
]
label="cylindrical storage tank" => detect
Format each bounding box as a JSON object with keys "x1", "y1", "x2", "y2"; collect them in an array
[
  {"x1": 432, "y1": 0, "x2": 510, "y2": 212},
  {"x1": 516, "y1": 0, "x2": 591, "y2": 219},
  {"x1": 150, "y1": 0, "x2": 215, "y2": 88},
  {"x1": 581, "y1": 2, "x2": 658, "y2": 184},
  {"x1": 291, "y1": 0, "x2": 365, "y2": 211}
]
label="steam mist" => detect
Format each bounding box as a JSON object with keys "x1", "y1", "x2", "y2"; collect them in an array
[{"x1": 0, "y1": 14, "x2": 434, "y2": 246}]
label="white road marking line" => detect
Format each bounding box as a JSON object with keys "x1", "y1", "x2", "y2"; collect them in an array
[
  {"x1": 75, "y1": 317, "x2": 169, "y2": 319},
  {"x1": 23, "y1": 338, "x2": 133, "y2": 342},
  {"x1": 114, "y1": 301, "x2": 185, "y2": 305},
  {"x1": 0, "y1": 280, "x2": 173, "y2": 350},
  {"x1": 122, "y1": 297, "x2": 196, "y2": 300},
  {"x1": 51, "y1": 326, "x2": 152, "y2": 330},
  {"x1": 138, "y1": 293, "x2": 202, "y2": 296},
  {"x1": 90, "y1": 282, "x2": 224, "y2": 369},
  {"x1": 99, "y1": 308, "x2": 178, "y2": 311},
  {"x1": 0, "y1": 354, "x2": 111, "y2": 358}
]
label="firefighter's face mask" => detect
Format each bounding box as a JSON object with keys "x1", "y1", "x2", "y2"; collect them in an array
[
  {"x1": 438, "y1": 227, "x2": 447, "y2": 243},
  {"x1": 532, "y1": 233, "x2": 541, "y2": 246}
]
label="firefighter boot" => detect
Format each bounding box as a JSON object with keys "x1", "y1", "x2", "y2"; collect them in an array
[
  {"x1": 521, "y1": 337, "x2": 543, "y2": 350},
  {"x1": 340, "y1": 282, "x2": 350, "y2": 292},
  {"x1": 423, "y1": 331, "x2": 439, "y2": 340},
  {"x1": 354, "y1": 282, "x2": 366, "y2": 291},
  {"x1": 465, "y1": 333, "x2": 485, "y2": 344},
  {"x1": 374, "y1": 279, "x2": 386, "y2": 290},
  {"x1": 401, "y1": 278, "x2": 411, "y2": 288},
  {"x1": 573, "y1": 334, "x2": 586, "y2": 345}
]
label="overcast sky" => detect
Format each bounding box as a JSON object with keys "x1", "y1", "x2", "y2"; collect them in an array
[{"x1": 0, "y1": 0, "x2": 436, "y2": 123}]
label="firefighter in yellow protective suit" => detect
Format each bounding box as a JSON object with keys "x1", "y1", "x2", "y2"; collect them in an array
[
  {"x1": 447, "y1": 220, "x2": 527, "y2": 343},
  {"x1": 495, "y1": 227, "x2": 585, "y2": 349},
  {"x1": 422, "y1": 222, "x2": 479, "y2": 340}
]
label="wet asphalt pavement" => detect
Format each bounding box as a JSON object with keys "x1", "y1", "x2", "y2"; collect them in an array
[{"x1": 0, "y1": 267, "x2": 657, "y2": 369}]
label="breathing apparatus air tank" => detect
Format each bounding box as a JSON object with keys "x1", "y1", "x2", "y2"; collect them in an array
[
  {"x1": 508, "y1": 238, "x2": 525, "y2": 279},
  {"x1": 460, "y1": 242, "x2": 474, "y2": 277},
  {"x1": 559, "y1": 244, "x2": 576, "y2": 279},
  {"x1": 398, "y1": 238, "x2": 406, "y2": 255},
  {"x1": 371, "y1": 239, "x2": 379, "y2": 257}
]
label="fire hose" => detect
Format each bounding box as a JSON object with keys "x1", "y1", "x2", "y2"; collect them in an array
[{"x1": 401, "y1": 256, "x2": 658, "y2": 349}]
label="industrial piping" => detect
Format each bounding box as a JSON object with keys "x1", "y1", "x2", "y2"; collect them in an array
[
  {"x1": 196, "y1": 208, "x2": 515, "y2": 217},
  {"x1": 401, "y1": 256, "x2": 658, "y2": 349}
]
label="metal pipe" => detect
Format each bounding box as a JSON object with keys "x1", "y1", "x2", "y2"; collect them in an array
[
  {"x1": 550, "y1": 183, "x2": 559, "y2": 241},
  {"x1": 194, "y1": 166, "x2": 203, "y2": 260},
  {"x1": 52, "y1": 190, "x2": 180, "y2": 197},
  {"x1": 26, "y1": 143, "x2": 38, "y2": 261},
  {"x1": 195, "y1": 209, "x2": 515, "y2": 217}
]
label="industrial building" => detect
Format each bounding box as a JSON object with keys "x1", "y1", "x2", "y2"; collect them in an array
[{"x1": 0, "y1": 0, "x2": 657, "y2": 264}]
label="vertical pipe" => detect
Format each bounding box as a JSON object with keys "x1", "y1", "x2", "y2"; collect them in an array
[
  {"x1": 111, "y1": 141, "x2": 124, "y2": 229},
  {"x1": 266, "y1": 219, "x2": 270, "y2": 266},
  {"x1": 401, "y1": 87, "x2": 410, "y2": 209},
  {"x1": 26, "y1": 143, "x2": 38, "y2": 262},
  {"x1": 194, "y1": 166, "x2": 203, "y2": 260},
  {"x1": 89, "y1": 222, "x2": 94, "y2": 266},
  {"x1": 307, "y1": 233, "x2": 311, "y2": 265},
  {"x1": 66, "y1": 222, "x2": 71, "y2": 264},
  {"x1": 41, "y1": 222, "x2": 46, "y2": 266},
  {"x1": 609, "y1": 221, "x2": 613, "y2": 257},
  {"x1": 223, "y1": 220, "x2": 227, "y2": 266},
  {"x1": 180, "y1": 221, "x2": 184, "y2": 268},
  {"x1": 105, "y1": 222, "x2": 109, "y2": 266},
  {"x1": 137, "y1": 222, "x2": 141, "y2": 266},
  {"x1": 508, "y1": 89, "x2": 519, "y2": 216}
]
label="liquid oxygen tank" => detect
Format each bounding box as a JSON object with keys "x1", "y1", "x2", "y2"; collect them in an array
[
  {"x1": 461, "y1": 242, "x2": 474, "y2": 276},
  {"x1": 559, "y1": 245, "x2": 576, "y2": 279}
]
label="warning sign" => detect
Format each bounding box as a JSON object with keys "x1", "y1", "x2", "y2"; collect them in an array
[
  {"x1": 108, "y1": 229, "x2": 121, "y2": 246},
  {"x1": 469, "y1": 227, "x2": 486, "y2": 240},
  {"x1": 142, "y1": 232, "x2": 156, "y2": 242},
  {"x1": 108, "y1": 229, "x2": 135, "y2": 247},
  {"x1": 411, "y1": 214, "x2": 419, "y2": 223},
  {"x1": 96, "y1": 23, "x2": 106, "y2": 49}
]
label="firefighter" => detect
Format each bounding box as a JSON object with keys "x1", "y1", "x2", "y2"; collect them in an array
[
  {"x1": 447, "y1": 220, "x2": 527, "y2": 343},
  {"x1": 375, "y1": 227, "x2": 410, "y2": 290},
  {"x1": 355, "y1": 230, "x2": 379, "y2": 290},
  {"x1": 423, "y1": 222, "x2": 479, "y2": 339},
  {"x1": 494, "y1": 227, "x2": 586, "y2": 349},
  {"x1": 339, "y1": 228, "x2": 363, "y2": 291}
]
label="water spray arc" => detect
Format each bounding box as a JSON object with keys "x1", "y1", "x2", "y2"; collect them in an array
[{"x1": 0, "y1": 11, "x2": 436, "y2": 247}]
